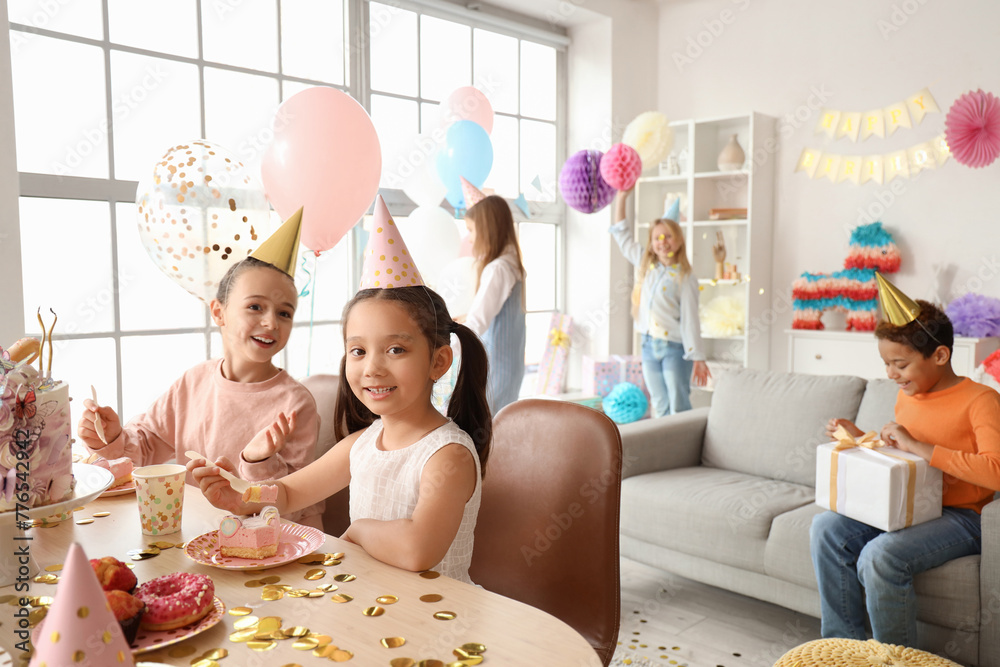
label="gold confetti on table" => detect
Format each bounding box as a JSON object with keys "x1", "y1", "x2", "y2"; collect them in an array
[
  {"x1": 419, "y1": 570, "x2": 440, "y2": 579},
  {"x1": 288, "y1": 589, "x2": 311, "y2": 598},
  {"x1": 459, "y1": 642, "x2": 486, "y2": 655},
  {"x1": 75, "y1": 518, "x2": 94, "y2": 525},
  {"x1": 362, "y1": 605, "x2": 384, "y2": 617},
  {"x1": 312, "y1": 645, "x2": 340, "y2": 658},
  {"x1": 190, "y1": 660, "x2": 218, "y2": 667},
  {"x1": 419, "y1": 594, "x2": 443, "y2": 603},
  {"x1": 381, "y1": 637, "x2": 406, "y2": 648},
  {"x1": 247, "y1": 640, "x2": 276, "y2": 651},
  {"x1": 376, "y1": 595, "x2": 399, "y2": 605},
  {"x1": 166, "y1": 644, "x2": 197, "y2": 658},
  {"x1": 260, "y1": 575, "x2": 281, "y2": 584},
  {"x1": 92, "y1": 512, "x2": 111, "y2": 518},
  {"x1": 149, "y1": 540, "x2": 175, "y2": 549},
  {"x1": 330, "y1": 648, "x2": 353, "y2": 661},
  {"x1": 43, "y1": 564, "x2": 63, "y2": 572},
  {"x1": 304, "y1": 568, "x2": 325, "y2": 581},
  {"x1": 297, "y1": 554, "x2": 326, "y2": 565},
  {"x1": 316, "y1": 583, "x2": 338, "y2": 592},
  {"x1": 433, "y1": 611, "x2": 457, "y2": 621},
  {"x1": 330, "y1": 594, "x2": 353, "y2": 603},
  {"x1": 261, "y1": 588, "x2": 284, "y2": 601},
  {"x1": 333, "y1": 573, "x2": 356, "y2": 582},
  {"x1": 32, "y1": 574, "x2": 58, "y2": 584},
  {"x1": 292, "y1": 637, "x2": 319, "y2": 650},
  {"x1": 234, "y1": 616, "x2": 259, "y2": 631},
  {"x1": 390, "y1": 659, "x2": 415, "y2": 667},
  {"x1": 230, "y1": 629, "x2": 257, "y2": 643},
  {"x1": 415, "y1": 660, "x2": 444, "y2": 667},
  {"x1": 229, "y1": 606, "x2": 253, "y2": 616},
  {"x1": 244, "y1": 578, "x2": 265, "y2": 587},
  {"x1": 285, "y1": 626, "x2": 310, "y2": 638}
]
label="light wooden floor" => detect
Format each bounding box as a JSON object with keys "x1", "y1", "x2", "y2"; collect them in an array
[{"x1": 612, "y1": 557, "x2": 823, "y2": 667}]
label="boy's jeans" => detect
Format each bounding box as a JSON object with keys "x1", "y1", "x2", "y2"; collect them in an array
[
  {"x1": 810, "y1": 508, "x2": 981, "y2": 645},
  {"x1": 640, "y1": 334, "x2": 693, "y2": 418}
]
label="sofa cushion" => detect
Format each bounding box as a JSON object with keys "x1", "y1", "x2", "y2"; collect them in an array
[
  {"x1": 764, "y1": 503, "x2": 825, "y2": 589},
  {"x1": 620, "y1": 467, "x2": 814, "y2": 575},
  {"x1": 915, "y1": 555, "x2": 981, "y2": 630},
  {"x1": 702, "y1": 369, "x2": 867, "y2": 487},
  {"x1": 855, "y1": 378, "x2": 899, "y2": 433}
]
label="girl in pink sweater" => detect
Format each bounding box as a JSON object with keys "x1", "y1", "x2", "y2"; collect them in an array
[{"x1": 76, "y1": 255, "x2": 323, "y2": 528}]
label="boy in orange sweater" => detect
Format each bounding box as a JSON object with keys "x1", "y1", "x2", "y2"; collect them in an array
[{"x1": 811, "y1": 288, "x2": 1000, "y2": 646}]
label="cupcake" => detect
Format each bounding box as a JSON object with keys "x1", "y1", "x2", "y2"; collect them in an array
[
  {"x1": 90, "y1": 556, "x2": 137, "y2": 593},
  {"x1": 105, "y1": 589, "x2": 146, "y2": 645}
]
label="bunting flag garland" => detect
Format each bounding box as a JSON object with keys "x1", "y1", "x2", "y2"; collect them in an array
[
  {"x1": 795, "y1": 135, "x2": 950, "y2": 185},
  {"x1": 815, "y1": 87, "x2": 940, "y2": 142}
]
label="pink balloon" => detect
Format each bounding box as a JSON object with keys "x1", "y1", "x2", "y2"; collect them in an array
[
  {"x1": 459, "y1": 233, "x2": 473, "y2": 258},
  {"x1": 262, "y1": 87, "x2": 381, "y2": 252},
  {"x1": 440, "y1": 87, "x2": 494, "y2": 135}
]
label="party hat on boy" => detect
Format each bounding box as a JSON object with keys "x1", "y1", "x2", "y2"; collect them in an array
[
  {"x1": 663, "y1": 196, "x2": 680, "y2": 221},
  {"x1": 250, "y1": 207, "x2": 303, "y2": 277},
  {"x1": 360, "y1": 195, "x2": 423, "y2": 289},
  {"x1": 460, "y1": 177, "x2": 487, "y2": 209},
  {"x1": 29, "y1": 543, "x2": 134, "y2": 666},
  {"x1": 876, "y1": 272, "x2": 921, "y2": 326}
]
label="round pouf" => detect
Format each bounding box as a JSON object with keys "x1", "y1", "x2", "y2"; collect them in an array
[
  {"x1": 602, "y1": 382, "x2": 648, "y2": 424},
  {"x1": 559, "y1": 149, "x2": 616, "y2": 214},
  {"x1": 773, "y1": 639, "x2": 963, "y2": 667}
]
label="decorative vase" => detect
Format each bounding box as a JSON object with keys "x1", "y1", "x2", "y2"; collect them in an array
[{"x1": 717, "y1": 134, "x2": 745, "y2": 171}]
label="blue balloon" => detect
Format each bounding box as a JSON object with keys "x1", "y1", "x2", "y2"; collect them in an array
[{"x1": 435, "y1": 120, "x2": 494, "y2": 209}]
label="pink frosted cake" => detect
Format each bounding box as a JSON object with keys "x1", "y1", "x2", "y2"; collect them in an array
[
  {"x1": 242, "y1": 483, "x2": 278, "y2": 503},
  {"x1": 219, "y1": 506, "x2": 281, "y2": 559},
  {"x1": 1, "y1": 354, "x2": 75, "y2": 513},
  {"x1": 93, "y1": 456, "x2": 133, "y2": 487}
]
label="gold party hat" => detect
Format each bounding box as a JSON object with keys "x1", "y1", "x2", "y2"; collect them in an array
[
  {"x1": 876, "y1": 272, "x2": 921, "y2": 326},
  {"x1": 251, "y1": 207, "x2": 303, "y2": 277}
]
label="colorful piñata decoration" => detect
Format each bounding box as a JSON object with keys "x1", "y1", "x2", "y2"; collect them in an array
[{"x1": 792, "y1": 222, "x2": 900, "y2": 331}]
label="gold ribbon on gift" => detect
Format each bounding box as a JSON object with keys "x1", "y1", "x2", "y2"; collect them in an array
[
  {"x1": 829, "y1": 425, "x2": 917, "y2": 528},
  {"x1": 548, "y1": 328, "x2": 570, "y2": 349},
  {"x1": 538, "y1": 317, "x2": 571, "y2": 395}
]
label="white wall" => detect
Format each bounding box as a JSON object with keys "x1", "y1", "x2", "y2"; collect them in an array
[
  {"x1": 562, "y1": 0, "x2": 659, "y2": 389},
  {"x1": 0, "y1": 0, "x2": 24, "y2": 346},
  {"x1": 657, "y1": 0, "x2": 1000, "y2": 371}
]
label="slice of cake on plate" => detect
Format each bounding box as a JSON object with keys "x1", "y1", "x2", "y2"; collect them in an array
[
  {"x1": 219, "y1": 506, "x2": 281, "y2": 559},
  {"x1": 92, "y1": 456, "x2": 133, "y2": 487}
]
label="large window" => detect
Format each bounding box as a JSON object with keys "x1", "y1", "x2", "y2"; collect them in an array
[{"x1": 7, "y1": 0, "x2": 566, "y2": 416}]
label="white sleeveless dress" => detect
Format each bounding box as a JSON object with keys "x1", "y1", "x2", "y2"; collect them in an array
[{"x1": 349, "y1": 419, "x2": 482, "y2": 584}]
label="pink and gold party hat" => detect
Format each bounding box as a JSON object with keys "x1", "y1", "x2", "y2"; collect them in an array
[
  {"x1": 359, "y1": 195, "x2": 423, "y2": 289},
  {"x1": 29, "y1": 543, "x2": 134, "y2": 666},
  {"x1": 460, "y1": 177, "x2": 486, "y2": 209}
]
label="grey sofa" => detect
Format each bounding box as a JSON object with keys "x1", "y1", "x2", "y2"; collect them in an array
[{"x1": 618, "y1": 368, "x2": 999, "y2": 666}]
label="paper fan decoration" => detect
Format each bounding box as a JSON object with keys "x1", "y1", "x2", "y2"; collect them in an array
[
  {"x1": 622, "y1": 111, "x2": 674, "y2": 168},
  {"x1": 944, "y1": 89, "x2": 1000, "y2": 168},
  {"x1": 558, "y1": 150, "x2": 616, "y2": 214},
  {"x1": 599, "y1": 143, "x2": 643, "y2": 191}
]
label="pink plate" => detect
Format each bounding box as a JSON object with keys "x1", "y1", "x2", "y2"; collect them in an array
[
  {"x1": 131, "y1": 596, "x2": 225, "y2": 654},
  {"x1": 101, "y1": 479, "x2": 137, "y2": 497},
  {"x1": 184, "y1": 520, "x2": 326, "y2": 571}
]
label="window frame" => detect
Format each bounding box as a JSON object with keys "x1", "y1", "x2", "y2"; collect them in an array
[{"x1": 7, "y1": 0, "x2": 568, "y2": 414}]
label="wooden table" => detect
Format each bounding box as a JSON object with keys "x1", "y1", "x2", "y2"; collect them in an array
[{"x1": 0, "y1": 486, "x2": 600, "y2": 665}]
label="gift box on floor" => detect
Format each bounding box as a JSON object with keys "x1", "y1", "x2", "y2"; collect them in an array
[
  {"x1": 611, "y1": 355, "x2": 648, "y2": 396},
  {"x1": 815, "y1": 429, "x2": 942, "y2": 532},
  {"x1": 581, "y1": 356, "x2": 620, "y2": 397},
  {"x1": 536, "y1": 313, "x2": 573, "y2": 396}
]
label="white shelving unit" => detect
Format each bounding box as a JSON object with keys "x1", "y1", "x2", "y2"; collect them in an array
[{"x1": 632, "y1": 112, "x2": 776, "y2": 377}]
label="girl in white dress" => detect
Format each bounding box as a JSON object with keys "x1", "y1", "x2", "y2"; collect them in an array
[{"x1": 189, "y1": 197, "x2": 491, "y2": 583}]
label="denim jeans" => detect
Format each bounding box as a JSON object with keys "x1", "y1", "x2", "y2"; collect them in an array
[
  {"x1": 810, "y1": 508, "x2": 982, "y2": 645},
  {"x1": 640, "y1": 334, "x2": 693, "y2": 418}
]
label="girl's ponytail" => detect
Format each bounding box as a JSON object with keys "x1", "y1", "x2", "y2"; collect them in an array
[{"x1": 447, "y1": 322, "x2": 492, "y2": 475}]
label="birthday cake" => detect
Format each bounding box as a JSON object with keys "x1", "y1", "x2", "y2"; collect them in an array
[
  {"x1": 219, "y1": 506, "x2": 282, "y2": 559},
  {"x1": 1, "y1": 338, "x2": 75, "y2": 513}
]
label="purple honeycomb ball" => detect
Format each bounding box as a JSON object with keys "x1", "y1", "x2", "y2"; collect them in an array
[{"x1": 559, "y1": 149, "x2": 616, "y2": 214}]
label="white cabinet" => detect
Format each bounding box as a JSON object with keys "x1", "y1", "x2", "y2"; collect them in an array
[
  {"x1": 787, "y1": 329, "x2": 1000, "y2": 379},
  {"x1": 632, "y1": 112, "x2": 776, "y2": 374}
]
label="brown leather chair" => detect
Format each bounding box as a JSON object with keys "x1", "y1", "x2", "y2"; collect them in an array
[
  {"x1": 299, "y1": 374, "x2": 351, "y2": 537},
  {"x1": 470, "y1": 398, "x2": 622, "y2": 666}
]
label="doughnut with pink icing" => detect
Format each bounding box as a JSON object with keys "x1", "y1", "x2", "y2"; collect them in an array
[{"x1": 135, "y1": 572, "x2": 215, "y2": 631}]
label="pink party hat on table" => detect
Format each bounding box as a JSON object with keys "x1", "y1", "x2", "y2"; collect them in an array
[
  {"x1": 460, "y1": 176, "x2": 487, "y2": 209},
  {"x1": 359, "y1": 195, "x2": 424, "y2": 289},
  {"x1": 30, "y1": 543, "x2": 134, "y2": 666}
]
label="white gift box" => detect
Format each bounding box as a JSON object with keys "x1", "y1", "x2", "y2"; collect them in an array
[{"x1": 815, "y1": 441, "x2": 943, "y2": 532}]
